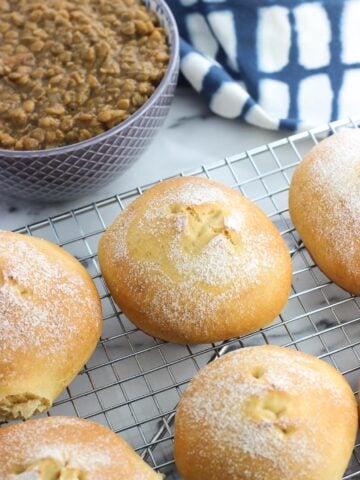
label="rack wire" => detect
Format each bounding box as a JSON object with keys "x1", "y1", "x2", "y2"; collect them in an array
[{"x1": 7, "y1": 117, "x2": 360, "y2": 478}]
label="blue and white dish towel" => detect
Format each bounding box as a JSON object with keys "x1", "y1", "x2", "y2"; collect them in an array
[{"x1": 166, "y1": 0, "x2": 360, "y2": 130}]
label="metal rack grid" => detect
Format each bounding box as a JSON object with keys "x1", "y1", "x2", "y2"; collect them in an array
[{"x1": 6, "y1": 117, "x2": 360, "y2": 478}]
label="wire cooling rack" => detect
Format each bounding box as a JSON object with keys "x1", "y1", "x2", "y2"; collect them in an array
[{"x1": 6, "y1": 117, "x2": 360, "y2": 478}]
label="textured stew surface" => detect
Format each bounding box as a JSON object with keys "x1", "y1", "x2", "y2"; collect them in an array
[{"x1": 0, "y1": 0, "x2": 169, "y2": 150}]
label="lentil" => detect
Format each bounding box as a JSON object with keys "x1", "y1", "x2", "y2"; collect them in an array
[{"x1": 0, "y1": 0, "x2": 169, "y2": 150}]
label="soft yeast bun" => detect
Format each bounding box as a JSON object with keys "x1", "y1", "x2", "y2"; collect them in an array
[
  {"x1": 0, "y1": 416, "x2": 162, "y2": 479},
  {"x1": 98, "y1": 176, "x2": 292, "y2": 344},
  {"x1": 174, "y1": 345, "x2": 358, "y2": 480},
  {"x1": 289, "y1": 129, "x2": 360, "y2": 294},
  {"x1": 0, "y1": 231, "x2": 102, "y2": 421}
]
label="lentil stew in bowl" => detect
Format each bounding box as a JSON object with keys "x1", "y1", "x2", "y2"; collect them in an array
[{"x1": 0, "y1": 0, "x2": 170, "y2": 150}]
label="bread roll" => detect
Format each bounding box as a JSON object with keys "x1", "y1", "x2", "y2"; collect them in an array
[
  {"x1": 0, "y1": 231, "x2": 102, "y2": 421},
  {"x1": 99, "y1": 176, "x2": 292, "y2": 344},
  {"x1": 174, "y1": 345, "x2": 358, "y2": 480},
  {"x1": 289, "y1": 129, "x2": 360, "y2": 294},
  {"x1": 0, "y1": 416, "x2": 162, "y2": 479}
]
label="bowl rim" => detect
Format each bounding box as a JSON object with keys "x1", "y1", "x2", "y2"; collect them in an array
[{"x1": 0, "y1": 0, "x2": 180, "y2": 159}]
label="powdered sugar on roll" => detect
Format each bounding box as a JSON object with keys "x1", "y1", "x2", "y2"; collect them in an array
[
  {"x1": 0, "y1": 231, "x2": 102, "y2": 421},
  {"x1": 174, "y1": 345, "x2": 358, "y2": 480},
  {"x1": 0, "y1": 233, "x2": 101, "y2": 357},
  {"x1": 0, "y1": 417, "x2": 162, "y2": 480},
  {"x1": 99, "y1": 176, "x2": 292, "y2": 344},
  {"x1": 289, "y1": 129, "x2": 360, "y2": 295}
]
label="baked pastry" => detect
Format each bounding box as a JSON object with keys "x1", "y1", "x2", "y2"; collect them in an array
[
  {"x1": 0, "y1": 416, "x2": 162, "y2": 479},
  {"x1": 0, "y1": 231, "x2": 102, "y2": 421},
  {"x1": 174, "y1": 345, "x2": 358, "y2": 480},
  {"x1": 289, "y1": 129, "x2": 360, "y2": 294},
  {"x1": 99, "y1": 176, "x2": 292, "y2": 344}
]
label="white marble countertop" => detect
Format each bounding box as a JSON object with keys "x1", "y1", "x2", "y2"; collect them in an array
[{"x1": 0, "y1": 87, "x2": 286, "y2": 231}]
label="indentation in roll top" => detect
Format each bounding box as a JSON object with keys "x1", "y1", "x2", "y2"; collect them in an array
[
  {"x1": 0, "y1": 393, "x2": 50, "y2": 421},
  {"x1": 7, "y1": 274, "x2": 31, "y2": 296},
  {"x1": 251, "y1": 366, "x2": 265, "y2": 379},
  {"x1": 12, "y1": 458, "x2": 85, "y2": 480},
  {"x1": 170, "y1": 203, "x2": 242, "y2": 254},
  {"x1": 244, "y1": 391, "x2": 297, "y2": 436}
]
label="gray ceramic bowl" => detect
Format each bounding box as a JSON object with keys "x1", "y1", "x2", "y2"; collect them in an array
[{"x1": 0, "y1": 0, "x2": 179, "y2": 201}]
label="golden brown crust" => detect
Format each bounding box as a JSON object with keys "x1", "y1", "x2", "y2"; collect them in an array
[
  {"x1": 289, "y1": 130, "x2": 360, "y2": 295},
  {"x1": 0, "y1": 416, "x2": 162, "y2": 479},
  {"x1": 0, "y1": 231, "x2": 102, "y2": 420},
  {"x1": 99, "y1": 176, "x2": 292, "y2": 344},
  {"x1": 174, "y1": 345, "x2": 358, "y2": 480}
]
